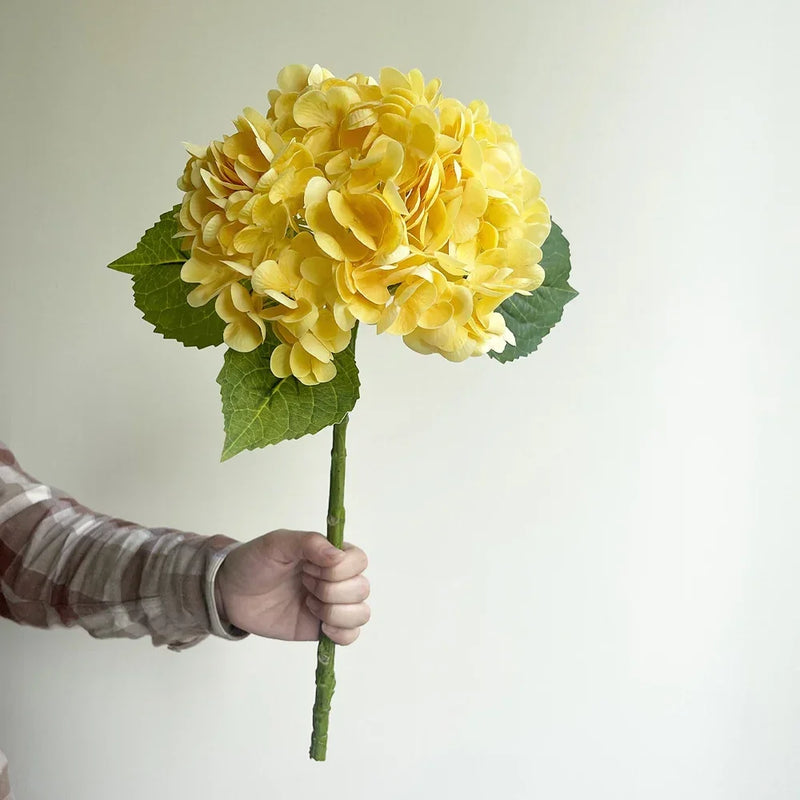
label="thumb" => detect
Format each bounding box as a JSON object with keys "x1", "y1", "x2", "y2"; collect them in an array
[{"x1": 303, "y1": 531, "x2": 346, "y2": 568}]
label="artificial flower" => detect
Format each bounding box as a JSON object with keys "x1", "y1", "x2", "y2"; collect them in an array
[{"x1": 176, "y1": 63, "x2": 550, "y2": 384}]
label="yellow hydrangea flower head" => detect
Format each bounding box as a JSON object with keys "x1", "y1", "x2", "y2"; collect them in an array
[{"x1": 175, "y1": 63, "x2": 550, "y2": 384}]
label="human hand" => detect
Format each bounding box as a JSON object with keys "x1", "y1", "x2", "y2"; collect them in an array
[{"x1": 214, "y1": 529, "x2": 371, "y2": 645}]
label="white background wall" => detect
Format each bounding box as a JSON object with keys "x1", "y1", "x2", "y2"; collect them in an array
[{"x1": 0, "y1": 1, "x2": 797, "y2": 798}]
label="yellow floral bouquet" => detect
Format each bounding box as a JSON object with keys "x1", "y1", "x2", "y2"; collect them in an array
[{"x1": 108, "y1": 63, "x2": 576, "y2": 760}]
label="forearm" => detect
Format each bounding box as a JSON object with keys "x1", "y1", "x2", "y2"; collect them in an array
[{"x1": 0, "y1": 441, "x2": 248, "y2": 651}]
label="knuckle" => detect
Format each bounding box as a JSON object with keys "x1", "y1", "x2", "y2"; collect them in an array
[
  {"x1": 304, "y1": 531, "x2": 324, "y2": 553},
  {"x1": 260, "y1": 530, "x2": 278, "y2": 548},
  {"x1": 319, "y1": 582, "x2": 335, "y2": 603}
]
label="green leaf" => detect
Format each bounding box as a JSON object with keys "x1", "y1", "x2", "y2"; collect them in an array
[
  {"x1": 109, "y1": 204, "x2": 225, "y2": 348},
  {"x1": 107, "y1": 204, "x2": 187, "y2": 276},
  {"x1": 489, "y1": 219, "x2": 578, "y2": 363},
  {"x1": 132, "y1": 262, "x2": 225, "y2": 349},
  {"x1": 217, "y1": 330, "x2": 360, "y2": 461}
]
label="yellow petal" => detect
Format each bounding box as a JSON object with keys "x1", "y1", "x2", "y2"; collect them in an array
[
  {"x1": 383, "y1": 181, "x2": 407, "y2": 216},
  {"x1": 332, "y1": 301, "x2": 356, "y2": 331},
  {"x1": 425, "y1": 323, "x2": 471, "y2": 356},
  {"x1": 186, "y1": 282, "x2": 218, "y2": 307},
  {"x1": 376, "y1": 301, "x2": 400, "y2": 334},
  {"x1": 438, "y1": 337, "x2": 475, "y2": 362},
  {"x1": 348, "y1": 297, "x2": 383, "y2": 325},
  {"x1": 345, "y1": 105, "x2": 379, "y2": 129},
  {"x1": 299, "y1": 331, "x2": 332, "y2": 363},
  {"x1": 327, "y1": 84, "x2": 361, "y2": 114},
  {"x1": 251, "y1": 194, "x2": 287, "y2": 230},
  {"x1": 277, "y1": 64, "x2": 310, "y2": 93},
  {"x1": 461, "y1": 177, "x2": 489, "y2": 218},
  {"x1": 232, "y1": 225, "x2": 263, "y2": 253},
  {"x1": 270, "y1": 343, "x2": 292, "y2": 378},
  {"x1": 304, "y1": 175, "x2": 332, "y2": 207},
  {"x1": 328, "y1": 192, "x2": 377, "y2": 250},
  {"x1": 296, "y1": 371, "x2": 319, "y2": 386},
  {"x1": 180, "y1": 254, "x2": 210, "y2": 283},
  {"x1": 293, "y1": 90, "x2": 335, "y2": 128},
  {"x1": 323, "y1": 149, "x2": 353, "y2": 177},
  {"x1": 214, "y1": 285, "x2": 237, "y2": 321},
  {"x1": 434, "y1": 252, "x2": 467, "y2": 277},
  {"x1": 451, "y1": 285, "x2": 473, "y2": 325},
  {"x1": 353, "y1": 269, "x2": 391, "y2": 304},
  {"x1": 289, "y1": 343, "x2": 313, "y2": 378},
  {"x1": 478, "y1": 221, "x2": 499, "y2": 250},
  {"x1": 452, "y1": 216, "x2": 480, "y2": 244},
  {"x1": 418, "y1": 302, "x2": 453, "y2": 329},
  {"x1": 460, "y1": 136, "x2": 483, "y2": 175},
  {"x1": 308, "y1": 64, "x2": 333, "y2": 85},
  {"x1": 486, "y1": 198, "x2": 519, "y2": 229},
  {"x1": 378, "y1": 139, "x2": 405, "y2": 180},
  {"x1": 409, "y1": 124, "x2": 436, "y2": 159},
  {"x1": 223, "y1": 316, "x2": 263, "y2": 352},
  {"x1": 230, "y1": 281, "x2": 252, "y2": 312},
  {"x1": 182, "y1": 141, "x2": 208, "y2": 159},
  {"x1": 386, "y1": 305, "x2": 421, "y2": 336},
  {"x1": 264, "y1": 290, "x2": 298, "y2": 309},
  {"x1": 200, "y1": 213, "x2": 225, "y2": 248},
  {"x1": 251, "y1": 260, "x2": 278, "y2": 294},
  {"x1": 409, "y1": 105, "x2": 438, "y2": 131},
  {"x1": 380, "y1": 113, "x2": 411, "y2": 142},
  {"x1": 312, "y1": 359, "x2": 337, "y2": 383},
  {"x1": 199, "y1": 168, "x2": 228, "y2": 198},
  {"x1": 311, "y1": 231, "x2": 346, "y2": 261},
  {"x1": 379, "y1": 67, "x2": 410, "y2": 93},
  {"x1": 402, "y1": 329, "x2": 437, "y2": 355},
  {"x1": 300, "y1": 256, "x2": 334, "y2": 286}
]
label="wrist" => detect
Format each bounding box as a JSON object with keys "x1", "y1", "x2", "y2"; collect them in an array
[{"x1": 205, "y1": 541, "x2": 249, "y2": 641}]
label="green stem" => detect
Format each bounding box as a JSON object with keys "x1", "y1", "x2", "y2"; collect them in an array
[{"x1": 309, "y1": 331, "x2": 357, "y2": 759}]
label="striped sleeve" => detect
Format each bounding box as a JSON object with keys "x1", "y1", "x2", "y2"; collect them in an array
[
  {"x1": 0, "y1": 749, "x2": 11, "y2": 800},
  {"x1": 0, "y1": 440, "x2": 249, "y2": 652}
]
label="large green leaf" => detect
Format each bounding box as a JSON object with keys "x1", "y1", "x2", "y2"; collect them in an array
[
  {"x1": 132, "y1": 262, "x2": 225, "y2": 349},
  {"x1": 489, "y1": 220, "x2": 577, "y2": 363},
  {"x1": 109, "y1": 204, "x2": 225, "y2": 348},
  {"x1": 107, "y1": 204, "x2": 187, "y2": 276},
  {"x1": 217, "y1": 330, "x2": 360, "y2": 461}
]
